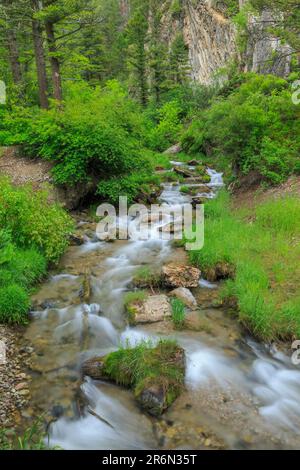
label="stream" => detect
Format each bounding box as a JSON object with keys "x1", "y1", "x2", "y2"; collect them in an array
[{"x1": 23, "y1": 162, "x2": 300, "y2": 450}]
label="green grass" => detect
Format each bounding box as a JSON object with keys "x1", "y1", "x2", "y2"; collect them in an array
[
  {"x1": 103, "y1": 339, "x2": 185, "y2": 412},
  {"x1": 180, "y1": 185, "x2": 190, "y2": 194},
  {"x1": 0, "y1": 419, "x2": 52, "y2": 450},
  {"x1": 132, "y1": 266, "x2": 162, "y2": 288},
  {"x1": 0, "y1": 284, "x2": 31, "y2": 324},
  {"x1": 189, "y1": 192, "x2": 300, "y2": 341},
  {"x1": 124, "y1": 290, "x2": 147, "y2": 306},
  {"x1": 171, "y1": 298, "x2": 186, "y2": 329},
  {"x1": 144, "y1": 149, "x2": 172, "y2": 170},
  {"x1": 124, "y1": 290, "x2": 148, "y2": 325}
]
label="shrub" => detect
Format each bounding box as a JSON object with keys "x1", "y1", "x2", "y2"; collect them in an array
[
  {"x1": 181, "y1": 73, "x2": 300, "y2": 185},
  {"x1": 0, "y1": 284, "x2": 30, "y2": 324},
  {"x1": 0, "y1": 177, "x2": 73, "y2": 263},
  {"x1": 97, "y1": 171, "x2": 160, "y2": 205},
  {"x1": 148, "y1": 100, "x2": 182, "y2": 151},
  {"x1": 0, "y1": 248, "x2": 47, "y2": 289},
  {"x1": 0, "y1": 81, "x2": 150, "y2": 187}
]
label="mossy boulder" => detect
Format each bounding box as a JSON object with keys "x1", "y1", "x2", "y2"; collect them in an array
[{"x1": 82, "y1": 340, "x2": 185, "y2": 416}]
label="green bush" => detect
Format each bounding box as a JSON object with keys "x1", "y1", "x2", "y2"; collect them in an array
[
  {"x1": 181, "y1": 73, "x2": 300, "y2": 185},
  {"x1": 0, "y1": 248, "x2": 47, "y2": 290},
  {"x1": 0, "y1": 284, "x2": 30, "y2": 324},
  {"x1": 0, "y1": 179, "x2": 72, "y2": 324},
  {"x1": 97, "y1": 171, "x2": 161, "y2": 205},
  {"x1": 0, "y1": 177, "x2": 73, "y2": 263},
  {"x1": 0, "y1": 81, "x2": 149, "y2": 187},
  {"x1": 148, "y1": 100, "x2": 182, "y2": 151}
]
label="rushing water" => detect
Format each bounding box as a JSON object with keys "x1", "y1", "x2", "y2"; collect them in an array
[{"x1": 24, "y1": 164, "x2": 300, "y2": 450}]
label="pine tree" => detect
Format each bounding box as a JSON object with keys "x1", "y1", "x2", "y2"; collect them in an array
[{"x1": 126, "y1": 1, "x2": 149, "y2": 106}]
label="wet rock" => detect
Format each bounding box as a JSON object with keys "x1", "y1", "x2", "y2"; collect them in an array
[
  {"x1": 162, "y1": 264, "x2": 201, "y2": 288},
  {"x1": 96, "y1": 223, "x2": 128, "y2": 241},
  {"x1": 40, "y1": 300, "x2": 56, "y2": 310},
  {"x1": 174, "y1": 166, "x2": 195, "y2": 178},
  {"x1": 191, "y1": 197, "x2": 207, "y2": 208},
  {"x1": 205, "y1": 262, "x2": 236, "y2": 282},
  {"x1": 69, "y1": 234, "x2": 85, "y2": 246},
  {"x1": 188, "y1": 159, "x2": 201, "y2": 166},
  {"x1": 19, "y1": 346, "x2": 34, "y2": 354},
  {"x1": 159, "y1": 221, "x2": 182, "y2": 236},
  {"x1": 15, "y1": 382, "x2": 28, "y2": 391},
  {"x1": 169, "y1": 288, "x2": 197, "y2": 309},
  {"x1": 81, "y1": 357, "x2": 106, "y2": 380},
  {"x1": 164, "y1": 144, "x2": 182, "y2": 155},
  {"x1": 135, "y1": 186, "x2": 161, "y2": 205},
  {"x1": 18, "y1": 389, "x2": 30, "y2": 397},
  {"x1": 79, "y1": 269, "x2": 92, "y2": 303},
  {"x1": 137, "y1": 383, "x2": 167, "y2": 417},
  {"x1": 197, "y1": 185, "x2": 212, "y2": 194},
  {"x1": 128, "y1": 295, "x2": 172, "y2": 325},
  {"x1": 51, "y1": 405, "x2": 65, "y2": 419}
]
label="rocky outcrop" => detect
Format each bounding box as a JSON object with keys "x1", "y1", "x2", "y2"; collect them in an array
[
  {"x1": 159, "y1": 1, "x2": 291, "y2": 85},
  {"x1": 163, "y1": 144, "x2": 182, "y2": 155},
  {"x1": 169, "y1": 287, "x2": 198, "y2": 309},
  {"x1": 160, "y1": 0, "x2": 237, "y2": 84},
  {"x1": 162, "y1": 263, "x2": 201, "y2": 288},
  {"x1": 242, "y1": 8, "x2": 292, "y2": 78}
]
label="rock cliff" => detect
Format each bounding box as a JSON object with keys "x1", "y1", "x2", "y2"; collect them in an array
[{"x1": 155, "y1": 0, "x2": 291, "y2": 84}]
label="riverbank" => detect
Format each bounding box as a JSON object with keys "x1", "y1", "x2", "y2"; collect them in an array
[
  {"x1": 0, "y1": 325, "x2": 33, "y2": 429},
  {"x1": 1, "y1": 152, "x2": 300, "y2": 449}
]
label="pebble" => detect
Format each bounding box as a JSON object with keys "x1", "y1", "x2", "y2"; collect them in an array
[{"x1": 0, "y1": 325, "x2": 33, "y2": 428}]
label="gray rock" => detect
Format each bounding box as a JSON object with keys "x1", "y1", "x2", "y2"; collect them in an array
[{"x1": 169, "y1": 287, "x2": 197, "y2": 309}]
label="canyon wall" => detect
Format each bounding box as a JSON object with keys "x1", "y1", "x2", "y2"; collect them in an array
[{"x1": 159, "y1": 0, "x2": 291, "y2": 84}]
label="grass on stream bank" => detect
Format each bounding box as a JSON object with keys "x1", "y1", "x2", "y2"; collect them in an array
[{"x1": 189, "y1": 191, "x2": 300, "y2": 341}]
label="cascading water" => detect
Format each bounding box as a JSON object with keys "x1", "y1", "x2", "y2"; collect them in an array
[{"x1": 23, "y1": 164, "x2": 300, "y2": 450}]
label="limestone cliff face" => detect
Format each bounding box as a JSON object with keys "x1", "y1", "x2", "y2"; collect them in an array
[
  {"x1": 242, "y1": 8, "x2": 292, "y2": 77},
  {"x1": 120, "y1": 1, "x2": 291, "y2": 85},
  {"x1": 160, "y1": 0, "x2": 237, "y2": 84},
  {"x1": 159, "y1": 0, "x2": 291, "y2": 84}
]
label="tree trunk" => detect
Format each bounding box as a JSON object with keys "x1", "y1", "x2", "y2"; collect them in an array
[
  {"x1": 45, "y1": 20, "x2": 62, "y2": 102},
  {"x1": 6, "y1": 28, "x2": 22, "y2": 85},
  {"x1": 31, "y1": 0, "x2": 49, "y2": 109}
]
